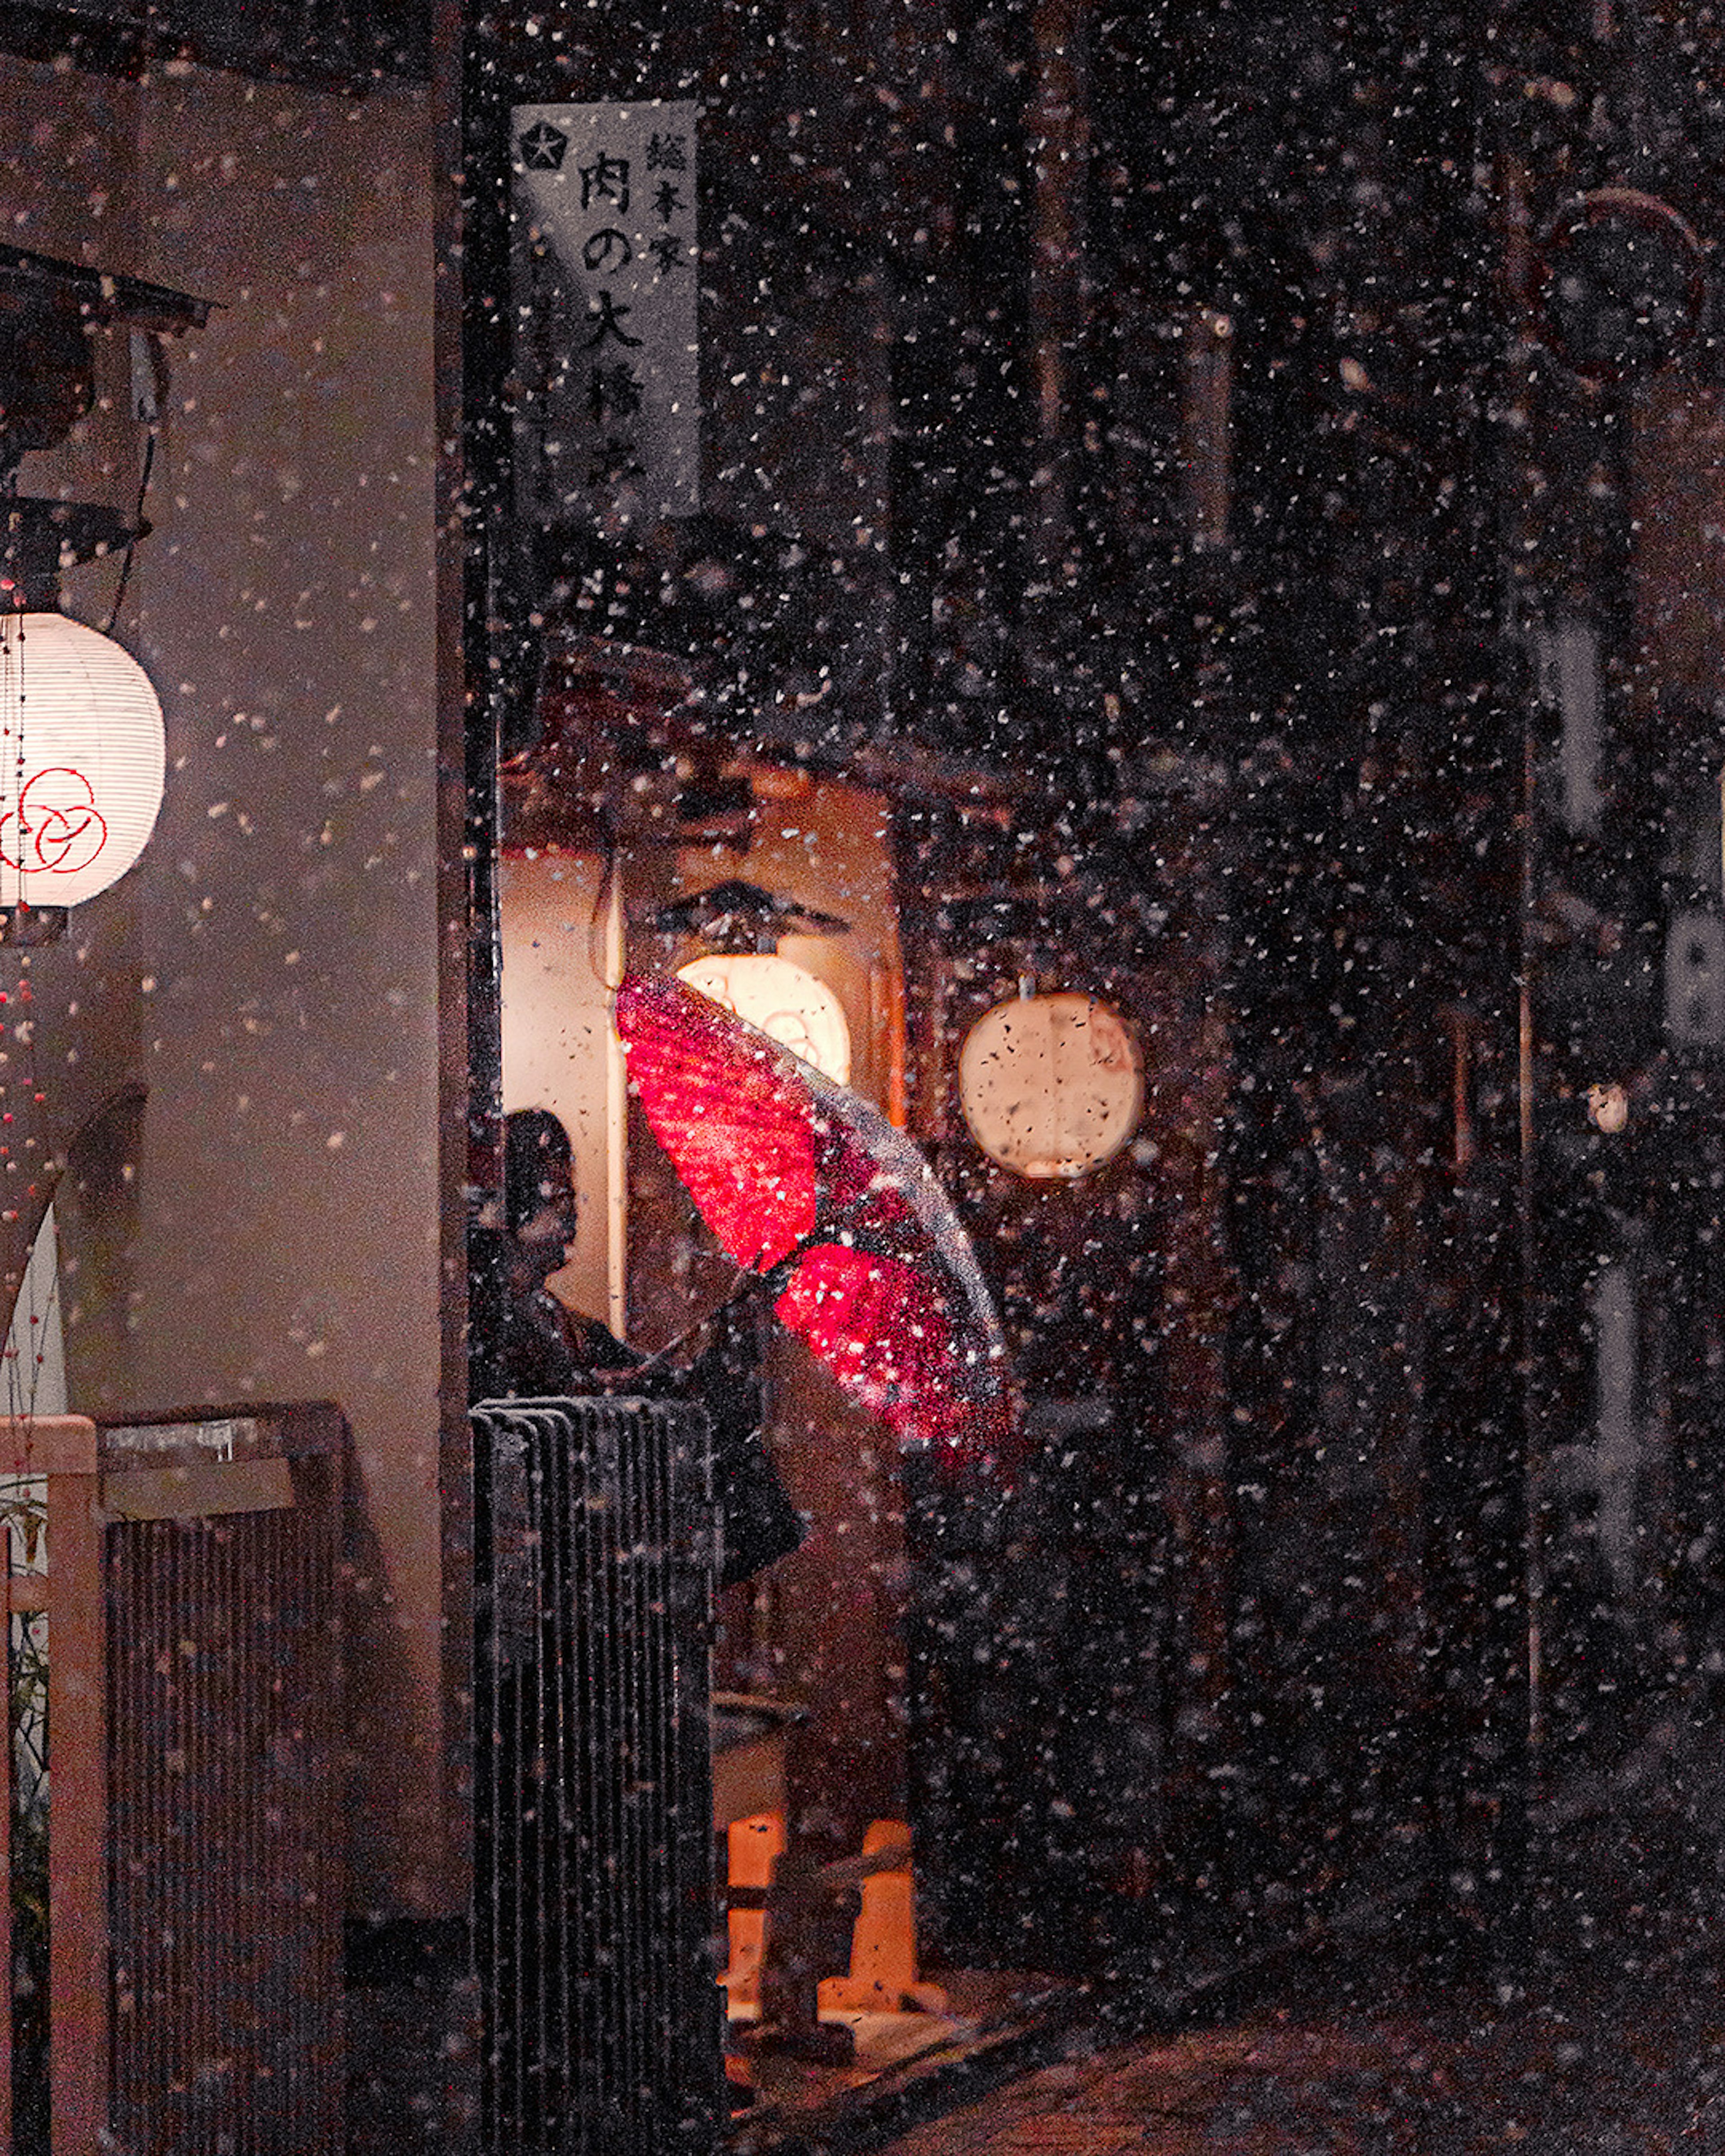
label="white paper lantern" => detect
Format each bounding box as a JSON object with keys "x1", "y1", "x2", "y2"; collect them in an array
[
  {"x1": 676, "y1": 952, "x2": 853, "y2": 1082},
  {"x1": 959, "y1": 990, "x2": 1144, "y2": 1180},
  {"x1": 0, "y1": 612, "x2": 165, "y2": 908}
]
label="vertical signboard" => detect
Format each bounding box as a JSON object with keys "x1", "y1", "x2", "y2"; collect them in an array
[{"x1": 511, "y1": 102, "x2": 700, "y2": 524}]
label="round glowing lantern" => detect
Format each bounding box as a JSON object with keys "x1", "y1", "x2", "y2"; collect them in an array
[
  {"x1": 0, "y1": 612, "x2": 165, "y2": 909},
  {"x1": 959, "y1": 990, "x2": 1143, "y2": 1180},
  {"x1": 676, "y1": 952, "x2": 853, "y2": 1083}
]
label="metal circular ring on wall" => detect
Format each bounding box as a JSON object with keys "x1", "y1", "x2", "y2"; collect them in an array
[{"x1": 1536, "y1": 187, "x2": 1709, "y2": 384}]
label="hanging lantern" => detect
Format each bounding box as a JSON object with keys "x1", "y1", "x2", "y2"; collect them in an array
[
  {"x1": 0, "y1": 612, "x2": 165, "y2": 910},
  {"x1": 959, "y1": 990, "x2": 1144, "y2": 1180},
  {"x1": 675, "y1": 951, "x2": 853, "y2": 1084}
]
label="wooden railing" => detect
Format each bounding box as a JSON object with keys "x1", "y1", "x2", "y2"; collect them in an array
[{"x1": 0, "y1": 1403, "x2": 348, "y2": 2156}]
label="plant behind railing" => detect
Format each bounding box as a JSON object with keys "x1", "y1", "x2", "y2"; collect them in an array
[{"x1": 1, "y1": 1479, "x2": 48, "y2": 2156}]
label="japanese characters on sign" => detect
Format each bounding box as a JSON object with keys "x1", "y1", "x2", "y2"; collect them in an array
[{"x1": 511, "y1": 102, "x2": 699, "y2": 522}]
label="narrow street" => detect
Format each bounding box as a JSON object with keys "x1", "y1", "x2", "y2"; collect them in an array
[
  {"x1": 864, "y1": 1824, "x2": 1725, "y2": 2156},
  {"x1": 14, "y1": 5, "x2": 1725, "y2": 2152},
  {"x1": 874, "y1": 1943, "x2": 1725, "y2": 2154}
]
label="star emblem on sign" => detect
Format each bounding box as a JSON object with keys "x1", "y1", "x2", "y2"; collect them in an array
[{"x1": 518, "y1": 122, "x2": 568, "y2": 171}]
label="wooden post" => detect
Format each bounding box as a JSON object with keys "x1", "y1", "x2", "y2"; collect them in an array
[
  {"x1": 0, "y1": 1417, "x2": 103, "y2": 2156},
  {"x1": 0, "y1": 1476, "x2": 12, "y2": 2156},
  {"x1": 1159, "y1": 991, "x2": 1238, "y2": 1878},
  {"x1": 1181, "y1": 308, "x2": 1234, "y2": 557},
  {"x1": 603, "y1": 852, "x2": 630, "y2": 1341}
]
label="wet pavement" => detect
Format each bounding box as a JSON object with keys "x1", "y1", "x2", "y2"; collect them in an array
[
  {"x1": 730, "y1": 1805, "x2": 1725, "y2": 2155},
  {"x1": 869, "y1": 1942, "x2": 1725, "y2": 2154}
]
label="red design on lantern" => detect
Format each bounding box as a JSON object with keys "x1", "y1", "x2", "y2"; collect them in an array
[{"x1": 0, "y1": 768, "x2": 110, "y2": 879}]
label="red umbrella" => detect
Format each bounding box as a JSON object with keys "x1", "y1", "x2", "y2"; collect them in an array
[{"x1": 614, "y1": 972, "x2": 1012, "y2": 1463}]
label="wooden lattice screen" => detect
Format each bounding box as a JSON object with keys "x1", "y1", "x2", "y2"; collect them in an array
[{"x1": 0, "y1": 1405, "x2": 346, "y2": 2156}]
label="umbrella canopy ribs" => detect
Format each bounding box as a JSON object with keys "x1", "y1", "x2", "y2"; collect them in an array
[{"x1": 614, "y1": 973, "x2": 1012, "y2": 1463}]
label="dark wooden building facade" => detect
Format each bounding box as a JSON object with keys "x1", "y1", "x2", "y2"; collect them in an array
[{"x1": 456, "y1": 0, "x2": 1725, "y2": 1980}]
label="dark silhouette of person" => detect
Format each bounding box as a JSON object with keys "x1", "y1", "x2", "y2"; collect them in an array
[
  {"x1": 478, "y1": 1106, "x2": 642, "y2": 1396},
  {"x1": 472, "y1": 1106, "x2": 802, "y2": 1585}
]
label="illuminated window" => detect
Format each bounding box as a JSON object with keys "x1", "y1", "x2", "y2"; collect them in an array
[
  {"x1": 958, "y1": 991, "x2": 1143, "y2": 1180},
  {"x1": 677, "y1": 952, "x2": 853, "y2": 1083}
]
